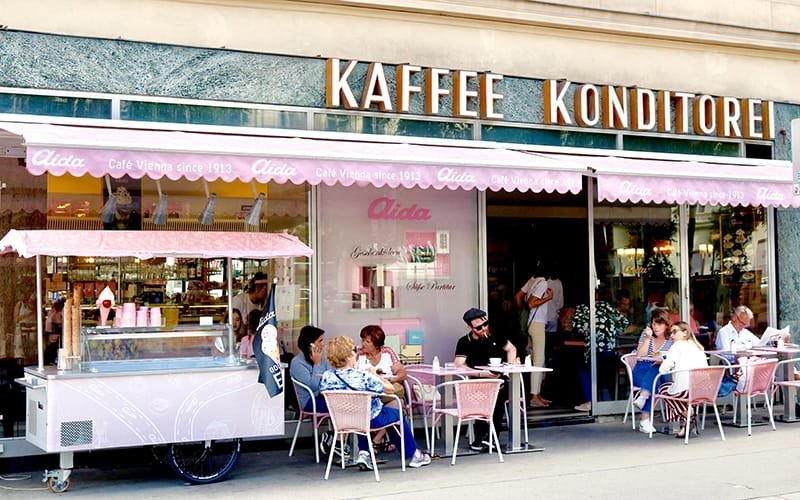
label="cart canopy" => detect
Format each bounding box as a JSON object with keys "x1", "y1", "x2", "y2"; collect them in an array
[{"x1": 0, "y1": 229, "x2": 313, "y2": 259}]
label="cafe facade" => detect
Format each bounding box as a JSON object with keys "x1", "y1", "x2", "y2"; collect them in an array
[{"x1": 1, "y1": 0, "x2": 800, "y2": 455}]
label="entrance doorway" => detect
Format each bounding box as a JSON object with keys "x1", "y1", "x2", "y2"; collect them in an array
[{"x1": 486, "y1": 189, "x2": 591, "y2": 423}]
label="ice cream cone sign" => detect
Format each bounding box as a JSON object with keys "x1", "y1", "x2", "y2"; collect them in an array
[{"x1": 96, "y1": 286, "x2": 115, "y2": 326}]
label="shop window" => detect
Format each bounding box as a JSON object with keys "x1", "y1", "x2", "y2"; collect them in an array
[
  {"x1": 744, "y1": 142, "x2": 773, "y2": 159},
  {"x1": 313, "y1": 113, "x2": 473, "y2": 139},
  {"x1": 120, "y1": 101, "x2": 307, "y2": 130},
  {"x1": 318, "y1": 185, "x2": 477, "y2": 363},
  {"x1": 481, "y1": 125, "x2": 617, "y2": 149},
  {"x1": 688, "y1": 205, "x2": 769, "y2": 339},
  {"x1": 622, "y1": 135, "x2": 740, "y2": 156},
  {"x1": 0, "y1": 93, "x2": 111, "y2": 119}
]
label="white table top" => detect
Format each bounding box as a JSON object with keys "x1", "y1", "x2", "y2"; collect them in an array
[
  {"x1": 476, "y1": 364, "x2": 553, "y2": 374},
  {"x1": 405, "y1": 366, "x2": 486, "y2": 376}
]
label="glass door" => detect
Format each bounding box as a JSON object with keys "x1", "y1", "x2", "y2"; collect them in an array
[{"x1": 590, "y1": 201, "x2": 682, "y2": 413}]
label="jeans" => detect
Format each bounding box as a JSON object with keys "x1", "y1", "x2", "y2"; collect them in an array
[
  {"x1": 632, "y1": 361, "x2": 662, "y2": 414},
  {"x1": 356, "y1": 406, "x2": 417, "y2": 460},
  {"x1": 303, "y1": 395, "x2": 328, "y2": 414}
]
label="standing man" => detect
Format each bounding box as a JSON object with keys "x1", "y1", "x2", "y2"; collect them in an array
[
  {"x1": 454, "y1": 308, "x2": 517, "y2": 452},
  {"x1": 515, "y1": 271, "x2": 553, "y2": 408},
  {"x1": 231, "y1": 272, "x2": 270, "y2": 329}
]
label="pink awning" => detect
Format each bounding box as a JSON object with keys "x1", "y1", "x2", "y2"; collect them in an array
[
  {"x1": 548, "y1": 154, "x2": 799, "y2": 207},
  {"x1": 0, "y1": 121, "x2": 584, "y2": 194},
  {"x1": 0, "y1": 229, "x2": 313, "y2": 259}
]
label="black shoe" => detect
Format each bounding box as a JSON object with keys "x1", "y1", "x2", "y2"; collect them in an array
[
  {"x1": 469, "y1": 440, "x2": 490, "y2": 453},
  {"x1": 320, "y1": 432, "x2": 351, "y2": 459}
]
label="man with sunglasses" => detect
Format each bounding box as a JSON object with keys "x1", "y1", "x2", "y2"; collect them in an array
[
  {"x1": 714, "y1": 305, "x2": 760, "y2": 351},
  {"x1": 454, "y1": 308, "x2": 517, "y2": 452}
]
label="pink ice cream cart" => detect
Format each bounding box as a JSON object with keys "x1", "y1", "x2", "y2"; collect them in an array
[{"x1": 0, "y1": 229, "x2": 312, "y2": 493}]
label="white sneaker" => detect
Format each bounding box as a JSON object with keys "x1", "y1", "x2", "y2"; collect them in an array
[
  {"x1": 573, "y1": 402, "x2": 592, "y2": 412},
  {"x1": 356, "y1": 450, "x2": 373, "y2": 471},
  {"x1": 633, "y1": 394, "x2": 648, "y2": 410},
  {"x1": 639, "y1": 420, "x2": 657, "y2": 434},
  {"x1": 408, "y1": 449, "x2": 432, "y2": 468}
]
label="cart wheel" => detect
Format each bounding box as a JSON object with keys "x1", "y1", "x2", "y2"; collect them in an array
[
  {"x1": 46, "y1": 477, "x2": 71, "y2": 494},
  {"x1": 167, "y1": 438, "x2": 241, "y2": 485}
]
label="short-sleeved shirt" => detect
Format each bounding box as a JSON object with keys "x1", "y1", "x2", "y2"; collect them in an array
[
  {"x1": 637, "y1": 331, "x2": 673, "y2": 355},
  {"x1": 356, "y1": 346, "x2": 400, "y2": 377},
  {"x1": 521, "y1": 276, "x2": 549, "y2": 324},
  {"x1": 320, "y1": 367, "x2": 385, "y2": 418},
  {"x1": 454, "y1": 331, "x2": 509, "y2": 368}
]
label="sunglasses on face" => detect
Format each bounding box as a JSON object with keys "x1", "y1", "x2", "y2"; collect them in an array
[{"x1": 473, "y1": 320, "x2": 489, "y2": 331}]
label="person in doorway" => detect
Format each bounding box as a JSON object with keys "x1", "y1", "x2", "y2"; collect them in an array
[
  {"x1": 515, "y1": 269, "x2": 553, "y2": 407},
  {"x1": 632, "y1": 308, "x2": 673, "y2": 434},
  {"x1": 545, "y1": 264, "x2": 564, "y2": 335},
  {"x1": 571, "y1": 288, "x2": 630, "y2": 412},
  {"x1": 231, "y1": 272, "x2": 269, "y2": 329},
  {"x1": 454, "y1": 307, "x2": 517, "y2": 452}
]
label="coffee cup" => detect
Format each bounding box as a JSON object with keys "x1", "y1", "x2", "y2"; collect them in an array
[{"x1": 489, "y1": 357, "x2": 501, "y2": 366}]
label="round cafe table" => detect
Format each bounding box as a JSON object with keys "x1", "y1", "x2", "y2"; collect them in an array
[{"x1": 476, "y1": 364, "x2": 552, "y2": 453}]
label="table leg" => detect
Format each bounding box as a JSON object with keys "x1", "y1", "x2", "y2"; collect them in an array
[
  {"x1": 442, "y1": 383, "x2": 456, "y2": 455},
  {"x1": 507, "y1": 372, "x2": 521, "y2": 451},
  {"x1": 505, "y1": 372, "x2": 544, "y2": 453},
  {"x1": 778, "y1": 353, "x2": 799, "y2": 422}
]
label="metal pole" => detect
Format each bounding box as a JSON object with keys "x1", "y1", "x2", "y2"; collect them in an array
[
  {"x1": 227, "y1": 257, "x2": 234, "y2": 362},
  {"x1": 36, "y1": 255, "x2": 44, "y2": 371}
]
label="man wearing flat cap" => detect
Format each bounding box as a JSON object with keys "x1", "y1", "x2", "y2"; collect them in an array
[{"x1": 454, "y1": 307, "x2": 517, "y2": 452}]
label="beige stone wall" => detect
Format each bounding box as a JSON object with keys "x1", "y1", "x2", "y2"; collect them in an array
[{"x1": 2, "y1": 0, "x2": 799, "y2": 101}]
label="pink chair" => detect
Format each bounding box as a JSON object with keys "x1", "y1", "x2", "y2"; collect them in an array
[
  {"x1": 321, "y1": 390, "x2": 405, "y2": 482},
  {"x1": 649, "y1": 366, "x2": 727, "y2": 444},
  {"x1": 430, "y1": 379, "x2": 503, "y2": 465},
  {"x1": 732, "y1": 358, "x2": 778, "y2": 435},
  {"x1": 405, "y1": 366, "x2": 436, "y2": 449},
  {"x1": 620, "y1": 353, "x2": 642, "y2": 429},
  {"x1": 289, "y1": 377, "x2": 330, "y2": 463}
]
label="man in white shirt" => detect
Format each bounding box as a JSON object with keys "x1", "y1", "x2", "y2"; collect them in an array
[
  {"x1": 231, "y1": 272, "x2": 270, "y2": 329},
  {"x1": 714, "y1": 305, "x2": 760, "y2": 351}
]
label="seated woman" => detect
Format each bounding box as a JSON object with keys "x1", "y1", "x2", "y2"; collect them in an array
[
  {"x1": 657, "y1": 321, "x2": 708, "y2": 438},
  {"x1": 633, "y1": 308, "x2": 673, "y2": 434},
  {"x1": 289, "y1": 325, "x2": 330, "y2": 413},
  {"x1": 356, "y1": 325, "x2": 408, "y2": 452},
  {"x1": 320, "y1": 336, "x2": 431, "y2": 470}
]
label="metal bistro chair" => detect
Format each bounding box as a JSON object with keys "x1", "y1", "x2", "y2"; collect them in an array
[
  {"x1": 620, "y1": 353, "x2": 642, "y2": 429},
  {"x1": 405, "y1": 366, "x2": 436, "y2": 450},
  {"x1": 321, "y1": 390, "x2": 405, "y2": 482},
  {"x1": 430, "y1": 379, "x2": 504, "y2": 465},
  {"x1": 649, "y1": 365, "x2": 727, "y2": 444},
  {"x1": 289, "y1": 377, "x2": 330, "y2": 463},
  {"x1": 732, "y1": 358, "x2": 779, "y2": 436}
]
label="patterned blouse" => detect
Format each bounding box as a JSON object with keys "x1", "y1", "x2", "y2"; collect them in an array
[
  {"x1": 320, "y1": 367, "x2": 385, "y2": 419},
  {"x1": 572, "y1": 301, "x2": 630, "y2": 363}
]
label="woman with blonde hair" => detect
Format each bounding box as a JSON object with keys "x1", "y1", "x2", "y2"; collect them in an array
[
  {"x1": 657, "y1": 321, "x2": 708, "y2": 438},
  {"x1": 320, "y1": 336, "x2": 431, "y2": 471}
]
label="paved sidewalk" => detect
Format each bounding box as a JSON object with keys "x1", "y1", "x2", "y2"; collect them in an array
[{"x1": 2, "y1": 419, "x2": 800, "y2": 499}]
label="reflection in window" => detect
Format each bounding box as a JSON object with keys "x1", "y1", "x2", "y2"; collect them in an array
[
  {"x1": 592, "y1": 203, "x2": 681, "y2": 402},
  {"x1": 689, "y1": 206, "x2": 768, "y2": 337}
]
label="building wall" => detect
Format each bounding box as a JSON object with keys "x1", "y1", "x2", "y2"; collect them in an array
[{"x1": 1, "y1": 0, "x2": 799, "y2": 102}]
